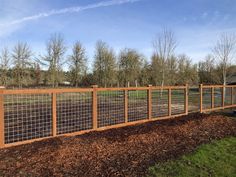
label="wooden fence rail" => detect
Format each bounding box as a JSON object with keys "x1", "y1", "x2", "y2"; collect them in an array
[{"x1": 0, "y1": 84, "x2": 236, "y2": 148}]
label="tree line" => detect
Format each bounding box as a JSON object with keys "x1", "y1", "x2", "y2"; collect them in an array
[{"x1": 0, "y1": 29, "x2": 236, "y2": 88}]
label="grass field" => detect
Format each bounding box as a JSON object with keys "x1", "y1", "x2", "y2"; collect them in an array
[{"x1": 147, "y1": 137, "x2": 236, "y2": 177}]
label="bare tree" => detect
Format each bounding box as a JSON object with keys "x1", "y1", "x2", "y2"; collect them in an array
[
  {"x1": 198, "y1": 55, "x2": 220, "y2": 84},
  {"x1": 40, "y1": 34, "x2": 66, "y2": 87},
  {"x1": 139, "y1": 60, "x2": 151, "y2": 86},
  {"x1": 118, "y1": 48, "x2": 143, "y2": 87},
  {"x1": 0, "y1": 47, "x2": 11, "y2": 86},
  {"x1": 68, "y1": 41, "x2": 87, "y2": 87},
  {"x1": 166, "y1": 55, "x2": 178, "y2": 85},
  {"x1": 212, "y1": 32, "x2": 236, "y2": 86},
  {"x1": 150, "y1": 54, "x2": 163, "y2": 86},
  {"x1": 152, "y1": 28, "x2": 177, "y2": 87},
  {"x1": 177, "y1": 54, "x2": 199, "y2": 85},
  {"x1": 33, "y1": 62, "x2": 41, "y2": 86},
  {"x1": 93, "y1": 40, "x2": 117, "y2": 87},
  {"x1": 12, "y1": 42, "x2": 32, "y2": 87}
]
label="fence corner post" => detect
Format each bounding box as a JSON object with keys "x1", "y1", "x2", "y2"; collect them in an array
[
  {"x1": 92, "y1": 85, "x2": 98, "y2": 130},
  {"x1": 199, "y1": 84, "x2": 203, "y2": 113},
  {"x1": 52, "y1": 91, "x2": 57, "y2": 137},
  {"x1": 185, "y1": 84, "x2": 188, "y2": 115},
  {"x1": 0, "y1": 86, "x2": 5, "y2": 148},
  {"x1": 148, "y1": 85, "x2": 152, "y2": 120}
]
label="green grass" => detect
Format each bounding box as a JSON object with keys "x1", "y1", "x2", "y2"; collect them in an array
[{"x1": 147, "y1": 137, "x2": 236, "y2": 177}]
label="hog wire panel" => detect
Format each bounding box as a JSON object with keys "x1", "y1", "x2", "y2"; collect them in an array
[
  {"x1": 225, "y1": 87, "x2": 232, "y2": 106},
  {"x1": 152, "y1": 89, "x2": 168, "y2": 118},
  {"x1": 234, "y1": 87, "x2": 236, "y2": 104},
  {"x1": 171, "y1": 89, "x2": 185, "y2": 115},
  {"x1": 56, "y1": 92, "x2": 92, "y2": 134},
  {"x1": 97, "y1": 90, "x2": 125, "y2": 128},
  {"x1": 202, "y1": 88, "x2": 212, "y2": 110},
  {"x1": 128, "y1": 90, "x2": 148, "y2": 122},
  {"x1": 214, "y1": 87, "x2": 223, "y2": 108},
  {"x1": 188, "y1": 87, "x2": 200, "y2": 112},
  {"x1": 4, "y1": 94, "x2": 52, "y2": 144}
]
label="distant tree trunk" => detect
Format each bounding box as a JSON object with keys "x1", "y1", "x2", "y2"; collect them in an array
[
  {"x1": 213, "y1": 33, "x2": 236, "y2": 85},
  {"x1": 212, "y1": 32, "x2": 236, "y2": 101},
  {"x1": 152, "y1": 28, "x2": 177, "y2": 97}
]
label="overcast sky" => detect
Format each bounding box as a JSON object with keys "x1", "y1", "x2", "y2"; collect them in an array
[{"x1": 0, "y1": 0, "x2": 235, "y2": 69}]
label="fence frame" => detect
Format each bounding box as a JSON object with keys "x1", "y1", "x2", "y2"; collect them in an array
[
  {"x1": 0, "y1": 84, "x2": 236, "y2": 148},
  {"x1": 201, "y1": 85, "x2": 236, "y2": 112}
]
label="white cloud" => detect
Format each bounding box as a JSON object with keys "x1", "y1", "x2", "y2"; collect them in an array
[{"x1": 0, "y1": 0, "x2": 141, "y2": 27}]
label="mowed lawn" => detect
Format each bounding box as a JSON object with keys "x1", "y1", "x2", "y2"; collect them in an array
[{"x1": 147, "y1": 137, "x2": 236, "y2": 177}]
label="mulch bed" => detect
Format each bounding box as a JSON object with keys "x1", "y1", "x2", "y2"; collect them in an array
[{"x1": 0, "y1": 113, "x2": 236, "y2": 177}]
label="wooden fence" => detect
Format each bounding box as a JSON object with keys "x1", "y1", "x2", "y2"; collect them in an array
[{"x1": 0, "y1": 84, "x2": 235, "y2": 148}]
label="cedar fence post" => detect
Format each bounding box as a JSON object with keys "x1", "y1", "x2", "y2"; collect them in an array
[
  {"x1": 211, "y1": 87, "x2": 214, "y2": 109},
  {"x1": 185, "y1": 84, "x2": 188, "y2": 115},
  {"x1": 222, "y1": 85, "x2": 225, "y2": 108},
  {"x1": 92, "y1": 85, "x2": 98, "y2": 130},
  {"x1": 0, "y1": 87, "x2": 5, "y2": 148},
  {"x1": 124, "y1": 89, "x2": 128, "y2": 123},
  {"x1": 148, "y1": 85, "x2": 152, "y2": 120},
  {"x1": 200, "y1": 84, "x2": 203, "y2": 113},
  {"x1": 52, "y1": 92, "x2": 57, "y2": 137},
  {"x1": 168, "y1": 88, "x2": 171, "y2": 116},
  {"x1": 231, "y1": 87, "x2": 234, "y2": 105}
]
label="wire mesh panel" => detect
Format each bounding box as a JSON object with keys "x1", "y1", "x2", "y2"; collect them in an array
[
  {"x1": 234, "y1": 87, "x2": 236, "y2": 104},
  {"x1": 152, "y1": 89, "x2": 169, "y2": 118},
  {"x1": 56, "y1": 92, "x2": 92, "y2": 134},
  {"x1": 4, "y1": 94, "x2": 52, "y2": 144},
  {"x1": 225, "y1": 87, "x2": 232, "y2": 106},
  {"x1": 97, "y1": 90, "x2": 125, "y2": 128},
  {"x1": 188, "y1": 87, "x2": 200, "y2": 112},
  {"x1": 128, "y1": 90, "x2": 148, "y2": 122},
  {"x1": 171, "y1": 89, "x2": 185, "y2": 115},
  {"x1": 214, "y1": 87, "x2": 223, "y2": 108},
  {"x1": 231, "y1": 87, "x2": 235, "y2": 105},
  {"x1": 202, "y1": 88, "x2": 212, "y2": 110}
]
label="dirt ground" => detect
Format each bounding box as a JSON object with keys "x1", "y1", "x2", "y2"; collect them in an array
[{"x1": 0, "y1": 113, "x2": 235, "y2": 177}]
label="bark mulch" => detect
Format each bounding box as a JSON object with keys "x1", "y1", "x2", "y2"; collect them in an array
[{"x1": 0, "y1": 113, "x2": 235, "y2": 177}]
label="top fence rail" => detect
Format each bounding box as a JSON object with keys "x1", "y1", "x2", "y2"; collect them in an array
[
  {"x1": 0, "y1": 84, "x2": 235, "y2": 148},
  {"x1": 1, "y1": 85, "x2": 188, "y2": 94}
]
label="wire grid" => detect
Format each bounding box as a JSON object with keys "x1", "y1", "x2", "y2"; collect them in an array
[
  {"x1": 188, "y1": 87, "x2": 200, "y2": 112},
  {"x1": 56, "y1": 92, "x2": 92, "y2": 134},
  {"x1": 171, "y1": 89, "x2": 185, "y2": 115},
  {"x1": 97, "y1": 90, "x2": 125, "y2": 128},
  {"x1": 214, "y1": 87, "x2": 223, "y2": 108},
  {"x1": 202, "y1": 88, "x2": 212, "y2": 110},
  {"x1": 225, "y1": 87, "x2": 232, "y2": 106},
  {"x1": 234, "y1": 87, "x2": 236, "y2": 104},
  {"x1": 152, "y1": 89, "x2": 169, "y2": 118},
  {"x1": 4, "y1": 94, "x2": 52, "y2": 144},
  {"x1": 128, "y1": 90, "x2": 148, "y2": 122}
]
